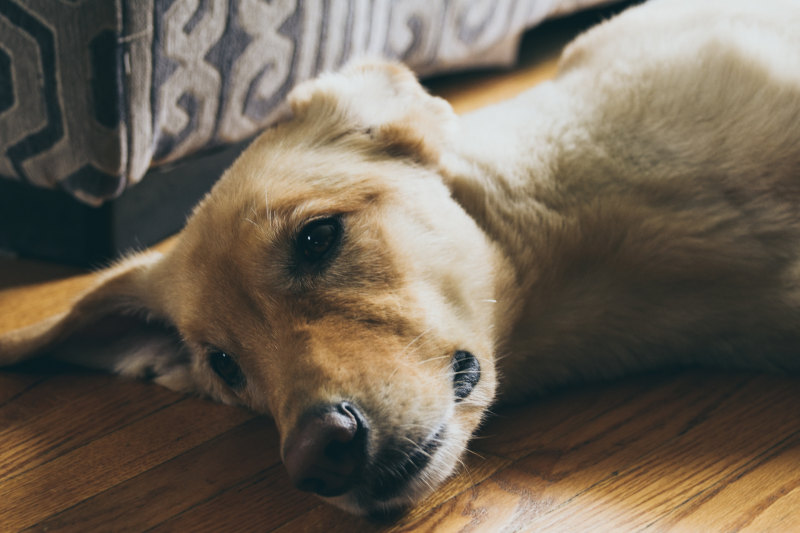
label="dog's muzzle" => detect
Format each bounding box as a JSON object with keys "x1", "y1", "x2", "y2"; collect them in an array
[{"x1": 281, "y1": 351, "x2": 481, "y2": 502}]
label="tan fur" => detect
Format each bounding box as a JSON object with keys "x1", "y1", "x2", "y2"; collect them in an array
[{"x1": 2, "y1": 0, "x2": 800, "y2": 517}]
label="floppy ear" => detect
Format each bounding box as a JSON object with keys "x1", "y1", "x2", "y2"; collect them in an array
[
  {"x1": 288, "y1": 60, "x2": 457, "y2": 164},
  {"x1": 0, "y1": 252, "x2": 193, "y2": 392}
]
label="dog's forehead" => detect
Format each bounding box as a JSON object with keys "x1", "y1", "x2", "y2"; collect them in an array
[{"x1": 214, "y1": 140, "x2": 404, "y2": 219}]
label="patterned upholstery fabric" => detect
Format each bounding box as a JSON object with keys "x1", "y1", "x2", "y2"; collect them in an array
[{"x1": 0, "y1": 0, "x2": 611, "y2": 206}]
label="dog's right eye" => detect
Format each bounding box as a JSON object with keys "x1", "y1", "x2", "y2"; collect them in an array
[
  {"x1": 208, "y1": 350, "x2": 246, "y2": 390},
  {"x1": 295, "y1": 217, "x2": 343, "y2": 267}
]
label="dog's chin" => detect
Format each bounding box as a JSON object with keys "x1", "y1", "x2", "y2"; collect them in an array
[{"x1": 323, "y1": 422, "x2": 469, "y2": 521}]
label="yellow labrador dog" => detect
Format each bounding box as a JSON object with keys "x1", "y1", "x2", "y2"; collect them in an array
[{"x1": 2, "y1": 0, "x2": 800, "y2": 518}]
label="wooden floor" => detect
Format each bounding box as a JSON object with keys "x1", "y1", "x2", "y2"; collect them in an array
[{"x1": 3, "y1": 6, "x2": 800, "y2": 532}]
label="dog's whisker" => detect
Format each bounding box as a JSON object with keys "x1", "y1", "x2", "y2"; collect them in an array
[
  {"x1": 386, "y1": 365, "x2": 403, "y2": 381},
  {"x1": 395, "y1": 423, "x2": 442, "y2": 435},
  {"x1": 462, "y1": 447, "x2": 487, "y2": 461},
  {"x1": 403, "y1": 328, "x2": 432, "y2": 353},
  {"x1": 400, "y1": 435, "x2": 428, "y2": 451},
  {"x1": 264, "y1": 190, "x2": 275, "y2": 223},
  {"x1": 417, "y1": 354, "x2": 451, "y2": 366},
  {"x1": 416, "y1": 468, "x2": 438, "y2": 494}
]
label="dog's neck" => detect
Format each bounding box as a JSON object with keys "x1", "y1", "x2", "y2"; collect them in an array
[
  {"x1": 442, "y1": 81, "x2": 579, "y2": 288},
  {"x1": 440, "y1": 80, "x2": 608, "y2": 400}
]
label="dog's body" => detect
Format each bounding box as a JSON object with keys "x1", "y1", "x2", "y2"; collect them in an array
[
  {"x1": 456, "y1": 0, "x2": 800, "y2": 401},
  {"x1": 3, "y1": 0, "x2": 800, "y2": 518}
]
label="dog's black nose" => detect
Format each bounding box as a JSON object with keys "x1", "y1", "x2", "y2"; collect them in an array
[
  {"x1": 452, "y1": 350, "x2": 480, "y2": 401},
  {"x1": 282, "y1": 402, "x2": 369, "y2": 497}
]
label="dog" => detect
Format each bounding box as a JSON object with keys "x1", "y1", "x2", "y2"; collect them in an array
[{"x1": 2, "y1": 0, "x2": 800, "y2": 519}]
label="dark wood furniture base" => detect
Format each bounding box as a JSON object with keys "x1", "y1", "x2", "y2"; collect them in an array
[{"x1": 0, "y1": 140, "x2": 249, "y2": 267}]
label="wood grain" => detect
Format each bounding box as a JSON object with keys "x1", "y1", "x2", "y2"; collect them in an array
[{"x1": 2, "y1": 4, "x2": 800, "y2": 532}]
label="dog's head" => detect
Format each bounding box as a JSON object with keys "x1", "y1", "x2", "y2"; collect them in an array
[{"x1": 0, "y1": 62, "x2": 509, "y2": 517}]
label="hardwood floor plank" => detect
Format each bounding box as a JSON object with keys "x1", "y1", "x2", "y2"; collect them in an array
[
  {"x1": 472, "y1": 373, "x2": 681, "y2": 460},
  {"x1": 476, "y1": 371, "x2": 746, "y2": 468},
  {"x1": 740, "y1": 484, "x2": 800, "y2": 532},
  {"x1": 270, "y1": 503, "x2": 370, "y2": 533},
  {"x1": 0, "y1": 373, "x2": 47, "y2": 407},
  {"x1": 0, "y1": 265, "x2": 95, "y2": 333},
  {"x1": 429, "y1": 58, "x2": 561, "y2": 116},
  {"x1": 654, "y1": 433, "x2": 800, "y2": 531},
  {"x1": 388, "y1": 466, "x2": 549, "y2": 533},
  {"x1": 0, "y1": 398, "x2": 253, "y2": 530},
  {"x1": 0, "y1": 376, "x2": 182, "y2": 482},
  {"x1": 518, "y1": 375, "x2": 800, "y2": 531},
  {"x1": 27, "y1": 418, "x2": 279, "y2": 533},
  {"x1": 148, "y1": 464, "x2": 321, "y2": 533}
]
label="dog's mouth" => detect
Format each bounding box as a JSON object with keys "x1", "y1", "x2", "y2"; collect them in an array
[
  {"x1": 366, "y1": 425, "x2": 446, "y2": 500},
  {"x1": 335, "y1": 423, "x2": 449, "y2": 521}
]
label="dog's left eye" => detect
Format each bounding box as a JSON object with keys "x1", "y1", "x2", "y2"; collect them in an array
[
  {"x1": 208, "y1": 350, "x2": 246, "y2": 389},
  {"x1": 296, "y1": 217, "x2": 342, "y2": 265}
]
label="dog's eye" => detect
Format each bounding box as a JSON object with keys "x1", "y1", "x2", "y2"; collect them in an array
[
  {"x1": 296, "y1": 217, "x2": 342, "y2": 264},
  {"x1": 208, "y1": 350, "x2": 246, "y2": 389}
]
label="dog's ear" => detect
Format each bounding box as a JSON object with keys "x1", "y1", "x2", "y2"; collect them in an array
[
  {"x1": 288, "y1": 60, "x2": 456, "y2": 164},
  {"x1": 0, "y1": 252, "x2": 193, "y2": 392}
]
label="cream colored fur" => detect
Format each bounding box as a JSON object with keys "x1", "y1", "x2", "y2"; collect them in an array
[{"x1": 2, "y1": 0, "x2": 800, "y2": 517}]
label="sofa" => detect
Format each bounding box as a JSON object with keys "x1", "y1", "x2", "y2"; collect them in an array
[{"x1": 0, "y1": 0, "x2": 615, "y2": 265}]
